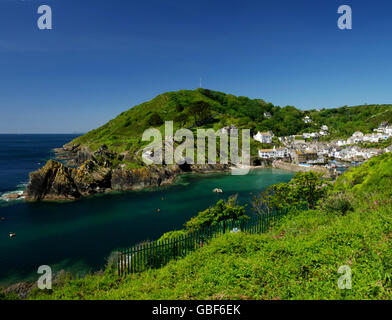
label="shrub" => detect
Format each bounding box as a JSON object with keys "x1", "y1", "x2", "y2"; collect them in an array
[
  {"x1": 185, "y1": 195, "x2": 248, "y2": 232},
  {"x1": 147, "y1": 113, "x2": 163, "y2": 126},
  {"x1": 322, "y1": 192, "x2": 354, "y2": 215}
]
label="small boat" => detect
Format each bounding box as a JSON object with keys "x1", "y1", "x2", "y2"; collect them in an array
[
  {"x1": 1, "y1": 217, "x2": 5, "y2": 221},
  {"x1": 213, "y1": 188, "x2": 223, "y2": 193},
  {"x1": 157, "y1": 208, "x2": 161, "y2": 213},
  {"x1": 9, "y1": 232, "x2": 16, "y2": 238}
]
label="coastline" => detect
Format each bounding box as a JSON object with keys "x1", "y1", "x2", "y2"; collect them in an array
[
  {"x1": 16, "y1": 140, "x2": 337, "y2": 203},
  {"x1": 22, "y1": 151, "x2": 334, "y2": 202}
]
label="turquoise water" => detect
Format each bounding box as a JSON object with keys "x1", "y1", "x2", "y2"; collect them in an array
[{"x1": 0, "y1": 135, "x2": 294, "y2": 285}]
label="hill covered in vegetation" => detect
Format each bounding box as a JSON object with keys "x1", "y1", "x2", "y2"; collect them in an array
[
  {"x1": 19, "y1": 153, "x2": 392, "y2": 300},
  {"x1": 69, "y1": 88, "x2": 392, "y2": 154},
  {"x1": 24, "y1": 88, "x2": 392, "y2": 201}
]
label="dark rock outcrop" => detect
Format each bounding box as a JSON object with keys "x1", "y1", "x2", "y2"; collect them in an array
[{"x1": 25, "y1": 160, "x2": 81, "y2": 201}]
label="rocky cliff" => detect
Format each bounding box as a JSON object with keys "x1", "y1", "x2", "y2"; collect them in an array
[{"x1": 25, "y1": 145, "x2": 230, "y2": 201}]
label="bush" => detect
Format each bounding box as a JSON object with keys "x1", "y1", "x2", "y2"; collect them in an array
[
  {"x1": 322, "y1": 192, "x2": 354, "y2": 215},
  {"x1": 147, "y1": 113, "x2": 163, "y2": 126},
  {"x1": 185, "y1": 195, "x2": 248, "y2": 232}
]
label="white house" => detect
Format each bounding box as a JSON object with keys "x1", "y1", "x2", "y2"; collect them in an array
[
  {"x1": 259, "y1": 146, "x2": 288, "y2": 159},
  {"x1": 374, "y1": 122, "x2": 389, "y2": 133},
  {"x1": 362, "y1": 134, "x2": 380, "y2": 143},
  {"x1": 303, "y1": 132, "x2": 319, "y2": 139},
  {"x1": 254, "y1": 131, "x2": 274, "y2": 144},
  {"x1": 385, "y1": 145, "x2": 392, "y2": 153},
  {"x1": 319, "y1": 130, "x2": 328, "y2": 136},
  {"x1": 264, "y1": 112, "x2": 272, "y2": 119},
  {"x1": 353, "y1": 131, "x2": 364, "y2": 138},
  {"x1": 303, "y1": 116, "x2": 312, "y2": 124},
  {"x1": 385, "y1": 126, "x2": 392, "y2": 135},
  {"x1": 321, "y1": 125, "x2": 329, "y2": 131},
  {"x1": 346, "y1": 131, "x2": 364, "y2": 144}
]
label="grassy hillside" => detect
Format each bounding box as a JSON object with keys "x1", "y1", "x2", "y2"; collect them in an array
[
  {"x1": 334, "y1": 152, "x2": 392, "y2": 194},
  {"x1": 25, "y1": 153, "x2": 392, "y2": 300},
  {"x1": 308, "y1": 104, "x2": 392, "y2": 140},
  {"x1": 70, "y1": 88, "x2": 306, "y2": 153},
  {"x1": 69, "y1": 88, "x2": 392, "y2": 155}
]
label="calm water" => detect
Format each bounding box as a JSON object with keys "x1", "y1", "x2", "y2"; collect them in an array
[{"x1": 0, "y1": 134, "x2": 294, "y2": 285}]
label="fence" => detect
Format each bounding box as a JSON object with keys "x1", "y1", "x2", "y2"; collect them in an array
[{"x1": 117, "y1": 206, "x2": 297, "y2": 276}]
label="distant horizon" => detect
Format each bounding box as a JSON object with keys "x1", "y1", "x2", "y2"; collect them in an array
[
  {"x1": 0, "y1": 133, "x2": 85, "y2": 135},
  {"x1": 1, "y1": 93, "x2": 392, "y2": 134}
]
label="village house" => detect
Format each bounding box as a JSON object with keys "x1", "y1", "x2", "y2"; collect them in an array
[
  {"x1": 303, "y1": 132, "x2": 319, "y2": 139},
  {"x1": 303, "y1": 116, "x2": 312, "y2": 124},
  {"x1": 346, "y1": 131, "x2": 364, "y2": 145},
  {"x1": 263, "y1": 112, "x2": 272, "y2": 119},
  {"x1": 331, "y1": 146, "x2": 383, "y2": 161},
  {"x1": 372, "y1": 122, "x2": 392, "y2": 137},
  {"x1": 258, "y1": 146, "x2": 289, "y2": 159},
  {"x1": 336, "y1": 140, "x2": 347, "y2": 147},
  {"x1": 374, "y1": 122, "x2": 389, "y2": 133},
  {"x1": 253, "y1": 131, "x2": 274, "y2": 144},
  {"x1": 321, "y1": 125, "x2": 329, "y2": 131},
  {"x1": 385, "y1": 145, "x2": 392, "y2": 153},
  {"x1": 385, "y1": 126, "x2": 392, "y2": 135},
  {"x1": 362, "y1": 133, "x2": 381, "y2": 143},
  {"x1": 319, "y1": 130, "x2": 328, "y2": 136},
  {"x1": 294, "y1": 150, "x2": 318, "y2": 164}
]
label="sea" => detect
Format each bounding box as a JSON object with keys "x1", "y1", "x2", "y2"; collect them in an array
[{"x1": 0, "y1": 134, "x2": 294, "y2": 285}]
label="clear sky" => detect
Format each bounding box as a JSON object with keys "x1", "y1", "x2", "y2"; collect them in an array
[{"x1": 0, "y1": 0, "x2": 391, "y2": 133}]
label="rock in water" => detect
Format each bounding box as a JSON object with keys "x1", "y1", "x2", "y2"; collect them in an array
[
  {"x1": 3, "y1": 193, "x2": 22, "y2": 200},
  {"x1": 25, "y1": 160, "x2": 81, "y2": 201}
]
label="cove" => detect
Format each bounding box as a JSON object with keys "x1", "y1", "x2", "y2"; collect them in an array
[{"x1": 0, "y1": 136, "x2": 294, "y2": 285}]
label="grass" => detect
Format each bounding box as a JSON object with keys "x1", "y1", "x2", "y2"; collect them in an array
[{"x1": 27, "y1": 193, "x2": 392, "y2": 300}]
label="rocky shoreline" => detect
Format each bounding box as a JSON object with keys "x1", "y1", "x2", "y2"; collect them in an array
[
  {"x1": 23, "y1": 144, "x2": 232, "y2": 201},
  {"x1": 20, "y1": 141, "x2": 338, "y2": 202}
]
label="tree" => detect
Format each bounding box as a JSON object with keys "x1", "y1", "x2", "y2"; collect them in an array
[
  {"x1": 252, "y1": 172, "x2": 330, "y2": 215},
  {"x1": 185, "y1": 195, "x2": 248, "y2": 232},
  {"x1": 147, "y1": 113, "x2": 163, "y2": 126},
  {"x1": 174, "y1": 112, "x2": 189, "y2": 127},
  {"x1": 188, "y1": 101, "x2": 211, "y2": 125}
]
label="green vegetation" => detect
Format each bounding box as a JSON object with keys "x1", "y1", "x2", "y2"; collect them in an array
[
  {"x1": 70, "y1": 88, "x2": 392, "y2": 161},
  {"x1": 157, "y1": 195, "x2": 248, "y2": 242},
  {"x1": 308, "y1": 104, "x2": 392, "y2": 140},
  {"x1": 184, "y1": 195, "x2": 248, "y2": 232},
  {"x1": 252, "y1": 171, "x2": 330, "y2": 213},
  {"x1": 334, "y1": 152, "x2": 392, "y2": 194},
  {"x1": 23, "y1": 154, "x2": 392, "y2": 300}
]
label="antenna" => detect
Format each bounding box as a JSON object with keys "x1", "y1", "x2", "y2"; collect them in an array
[{"x1": 200, "y1": 78, "x2": 202, "y2": 88}]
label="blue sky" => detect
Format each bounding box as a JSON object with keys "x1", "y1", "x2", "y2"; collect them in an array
[{"x1": 0, "y1": 0, "x2": 391, "y2": 133}]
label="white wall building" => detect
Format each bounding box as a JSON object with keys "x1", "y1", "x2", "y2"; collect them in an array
[
  {"x1": 254, "y1": 131, "x2": 274, "y2": 144},
  {"x1": 303, "y1": 116, "x2": 312, "y2": 124},
  {"x1": 259, "y1": 146, "x2": 288, "y2": 159}
]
